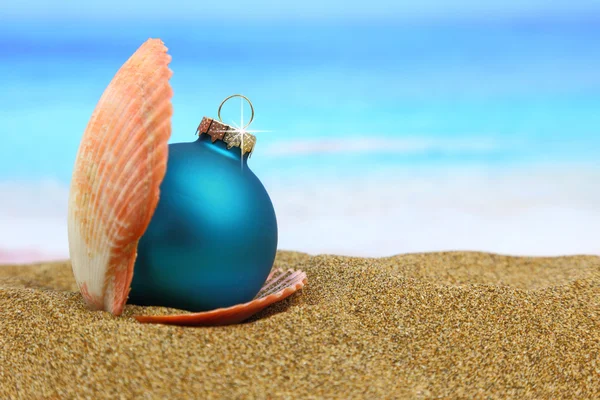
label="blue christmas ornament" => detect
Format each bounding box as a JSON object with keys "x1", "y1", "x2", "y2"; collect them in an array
[{"x1": 128, "y1": 96, "x2": 278, "y2": 312}]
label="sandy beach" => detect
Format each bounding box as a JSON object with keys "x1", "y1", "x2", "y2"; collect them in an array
[{"x1": 1, "y1": 251, "x2": 598, "y2": 399}]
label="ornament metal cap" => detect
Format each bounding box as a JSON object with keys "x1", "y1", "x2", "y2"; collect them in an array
[{"x1": 197, "y1": 95, "x2": 257, "y2": 156}]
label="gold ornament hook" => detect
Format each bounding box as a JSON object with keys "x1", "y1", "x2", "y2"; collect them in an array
[{"x1": 218, "y1": 94, "x2": 254, "y2": 130}]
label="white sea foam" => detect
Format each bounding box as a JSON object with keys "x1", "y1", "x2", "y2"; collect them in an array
[
  {"x1": 0, "y1": 166, "x2": 599, "y2": 264},
  {"x1": 0, "y1": 180, "x2": 69, "y2": 262},
  {"x1": 261, "y1": 137, "x2": 504, "y2": 156},
  {"x1": 264, "y1": 166, "x2": 600, "y2": 257}
]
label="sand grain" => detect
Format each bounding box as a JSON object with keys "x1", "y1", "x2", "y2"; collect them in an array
[{"x1": 1, "y1": 251, "x2": 598, "y2": 399}]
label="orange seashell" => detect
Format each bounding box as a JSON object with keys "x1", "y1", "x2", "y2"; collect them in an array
[
  {"x1": 134, "y1": 269, "x2": 307, "y2": 326},
  {"x1": 68, "y1": 38, "x2": 173, "y2": 315}
]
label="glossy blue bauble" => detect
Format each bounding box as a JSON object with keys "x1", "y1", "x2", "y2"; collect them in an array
[{"x1": 128, "y1": 134, "x2": 278, "y2": 311}]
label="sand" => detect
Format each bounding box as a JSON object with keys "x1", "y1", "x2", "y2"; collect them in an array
[{"x1": 0, "y1": 251, "x2": 598, "y2": 399}]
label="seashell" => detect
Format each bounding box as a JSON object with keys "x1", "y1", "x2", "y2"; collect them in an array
[
  {"x1": 68, "y1": 38, "x2": 173, "y2": 315},
  {"x1": 135, "y1": 269, "x2": 307, "y2": 326}
]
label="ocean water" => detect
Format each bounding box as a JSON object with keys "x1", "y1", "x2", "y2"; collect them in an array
[{"x1": 1, "y1": 18, "x2": 599, "y2": 260}]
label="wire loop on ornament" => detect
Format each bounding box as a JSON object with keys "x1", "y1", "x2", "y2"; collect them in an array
[{"x1": 218, "y1": 94, "x2": 254, "y2": 130}]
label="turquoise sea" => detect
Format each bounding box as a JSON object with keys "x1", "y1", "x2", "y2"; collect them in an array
[
  {"x1": 2, "y1": 18, "x2": 600, "y2": 179},
  {"x1": 1, "y1": 16, "x2": 599, "y2": 259}
]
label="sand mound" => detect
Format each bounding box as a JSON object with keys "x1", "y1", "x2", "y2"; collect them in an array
[{"x1": 1, "y1": 251, "x2": 598, "y2": 399}]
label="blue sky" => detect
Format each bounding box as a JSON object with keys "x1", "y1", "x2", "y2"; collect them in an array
[{"x1": 2, "y1": 0, "x2": 600, "y2": 22}]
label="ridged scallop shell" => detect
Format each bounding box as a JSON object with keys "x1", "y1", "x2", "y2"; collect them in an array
[
  {"x1": 135, "y1": 269, "x2": 307, "y2": 326},
  {"x1": 68, "y1": 38, "x2": 173, "y2": 315}
]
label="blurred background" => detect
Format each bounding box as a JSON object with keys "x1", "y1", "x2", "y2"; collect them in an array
[{"x1": 1, "y1": 1, "x2": 599, "y2": 262}]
